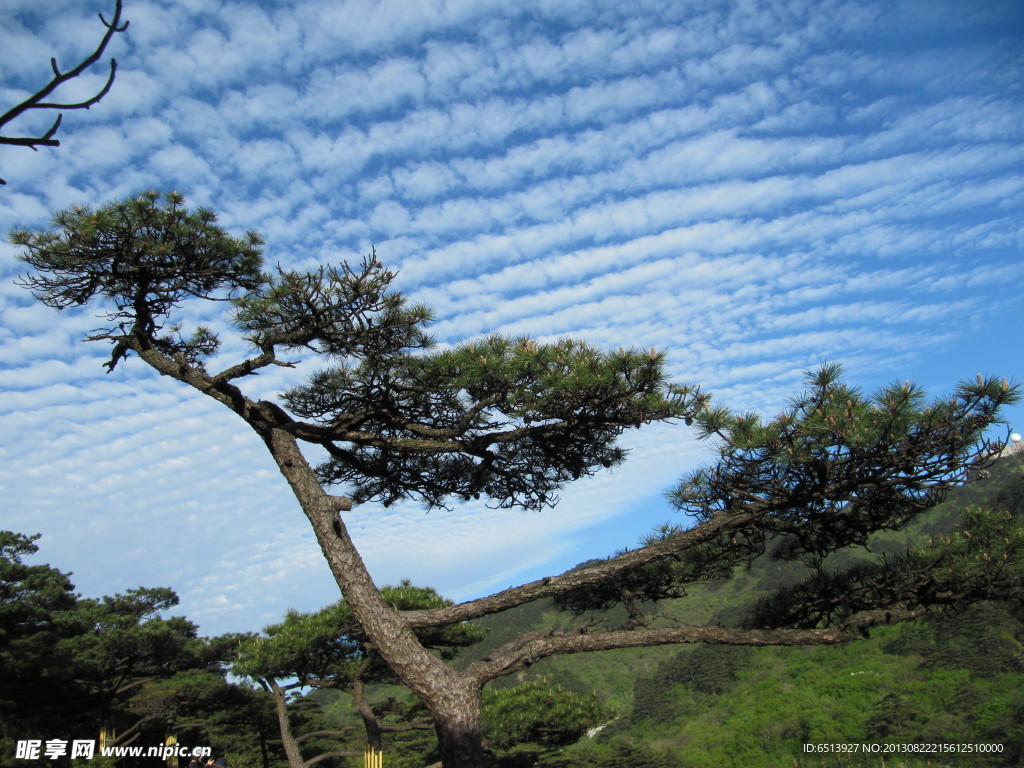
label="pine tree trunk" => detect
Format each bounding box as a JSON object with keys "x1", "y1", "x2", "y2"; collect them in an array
[
  {"x1": 132, "y1": 338, "x2": 497, "y2": 767},
  {"x1": 264, "y1": 427, "x2": 491, "y2": 767},
  {"x1": 267, "y1": 678, "x2": 306, "y2": 768},
  {"x1": 428, "y1": 683, "x2": 487, "y2": 768},
  {"x1": 351, "y1": 679, "x2": 383, "y2": 752}
]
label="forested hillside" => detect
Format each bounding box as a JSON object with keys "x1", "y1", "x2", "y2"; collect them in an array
[{"x1": 455, "y1": 451, "x2": 1024, "y2": 768}]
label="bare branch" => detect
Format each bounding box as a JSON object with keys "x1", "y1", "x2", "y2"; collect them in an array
[
  {"x1": 380, "y1": 718, "x2": 435, "y2": 732},
  {"x1": 0, "y1": 0, "x2": 129, "y2": 184},
  {"x1": 213, "y1": 348, "x2": 296, "y2": 383},
  {"x1": 468, "y1": 602, "x2": 942, "y2": 686}
]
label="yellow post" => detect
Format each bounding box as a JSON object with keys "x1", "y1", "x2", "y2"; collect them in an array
[
  {"x1": 164, "y1": 734, "x2": 178, "y2": 767},
  {"x1": 363, "y1": 744, "x2": 383, "y2": 768}
]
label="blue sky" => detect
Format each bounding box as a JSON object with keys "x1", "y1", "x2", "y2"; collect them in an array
[{"x1": 1, "y1": 0, "x2": 1022, "y2": 637}]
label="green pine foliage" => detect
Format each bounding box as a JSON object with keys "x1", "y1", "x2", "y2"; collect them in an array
[
  {"x1": 483, "y1": 679, "x2": 605, "y2": 751},
  {"x1": 12, "y1": 191, "x2": 264, "y2": 370}
]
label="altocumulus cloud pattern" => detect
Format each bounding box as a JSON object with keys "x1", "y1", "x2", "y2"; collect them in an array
[{"x1": 0, "y1": 0, "x2": 1021, "y2": 635}]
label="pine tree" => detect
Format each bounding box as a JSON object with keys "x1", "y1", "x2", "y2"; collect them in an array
[{"x1": 12, "y1": 191, "x2": 1024, "y2": 767}]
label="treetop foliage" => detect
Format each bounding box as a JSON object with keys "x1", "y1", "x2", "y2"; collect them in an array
[
  {"x1": 672, "y1": 364, "x2": 1017, "y2": 550},
  {"x1": 0, "y1": 531, "x2": 78, "y2": 651},
  {"x1": 302, "y1": 331, "x2": 696, "y2": 508},
  {"x1": 12, "y1": 191, "x2": 705, "y2": 512},
  {"x1": 13, "y1": 191, "x2": 264, "y2": 369},
  {"x1": 233, "y1": 255, "x2": 434, "y2": 360}
]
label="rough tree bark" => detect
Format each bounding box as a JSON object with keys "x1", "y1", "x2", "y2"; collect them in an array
[{"x1": 265, "y1": 678, "x2": 306, "y2": 768}]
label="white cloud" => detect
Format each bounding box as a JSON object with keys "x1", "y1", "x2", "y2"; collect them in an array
[{"x1": 1, "y1": 0, "x2": 1022, "y2": 637}]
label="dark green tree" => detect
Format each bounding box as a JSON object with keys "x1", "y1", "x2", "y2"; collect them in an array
[
  {"x1": 1, "y1": 532, "x2": 256, "y2": 766},
  {"x1": 0, "y1": 1, "x2": 129, "y2": 185},
  {"x1": 12, "y1": 191, "x2": 1024, "y2": 768},
  {"x1": 0, "y1": 532, "x2": 81, "y2": 758},
  {"x1": 61, "y1": 586, "x2": 236, "y2": 753},
  {"x1": 131, "y1": 667, "x2": 283, "y2": 768}
]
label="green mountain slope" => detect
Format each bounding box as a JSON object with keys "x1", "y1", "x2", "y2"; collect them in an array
[{"x1": 462, "y1": 452, "x2": 1024, "y2": 767}]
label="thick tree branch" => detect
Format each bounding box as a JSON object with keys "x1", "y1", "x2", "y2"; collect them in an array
[
  {"x1": 213, "y1": 348, "x2": 296, "y2": 382},
  {"x1": 402, "y1": 511, "x2": 758, "y2": 628},
  {"x1": 469, "y1": 622, "x2": 858, "y2": 684},
  {"x1": 305, "y1": 752, "x2": 362, "y2": 767}
]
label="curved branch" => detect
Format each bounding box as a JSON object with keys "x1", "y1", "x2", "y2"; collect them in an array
[
  {"x1": 381, "y1": 718, "x2": 434, "y2": 732},
  {"x1": 213, "y1": 349, "x2": 296, "y2": 382},
  {"x1": 402, "y1": 510, "x2": 758, "y2": 628},
  {"x1": 0, "y1": 0, "x2": 128, "y2": 183},
  {"x1": 33, "y1": 59, "x2": 119, "y2": 111},
  {"x1": 469, "y1": 622, "x2": 858, "y2": 684}
]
